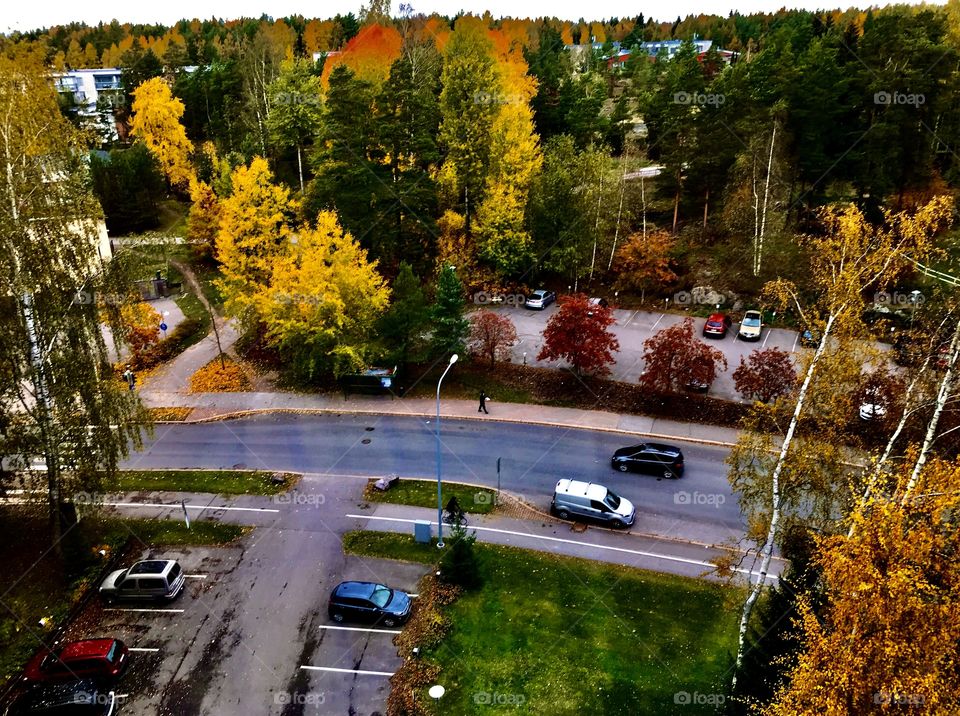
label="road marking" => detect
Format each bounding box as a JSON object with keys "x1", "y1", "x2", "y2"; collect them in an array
[
  {"x1": 319, "y1": 625, "x2": 402, "y2": 635},
  {"x1": 622, "y1": 309, "x2": 640, "y2": 327},
  {"x1": 346, "y1": 514, "x2": 778, "y2": 582},
  {"x1": 128, "y1": 647, "x2": 160, "y2": 652},
  {"x1": 650, "y1": 313, "x2": 665, "y2": 331},
  {"x1": 299, "y1": 665, "x2": 394, "y2": 676},
  {"x1": 103, "y1": 501, "x2": 280, "y2": 514},
  {"x1": 104, "y1": 608, "x2": 184, "y2": 613},
  {"x1": 761, "y1": 330, "x2": 771, "y2": 347},
  {"x1": 791, "y1": 334, "x2": 799, "y2": 352},
  {"x1": 407, "y1": 593, "x2": 419, "y2": 598},
  {"x1": 185, "y1": 574, "x2": 207, "y2": 579}
]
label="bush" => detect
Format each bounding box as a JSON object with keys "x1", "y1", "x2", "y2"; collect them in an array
[{"x1": 127, "y1": 317, "x2": 204, "y2": 371}]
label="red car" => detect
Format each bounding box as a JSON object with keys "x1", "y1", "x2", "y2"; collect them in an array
[
  {"x1": 702, "y1": 312, "x2": 732, "y2": 338},
  {"x1": 22, "y1": 638, "x2": 129, "y2": 684}
]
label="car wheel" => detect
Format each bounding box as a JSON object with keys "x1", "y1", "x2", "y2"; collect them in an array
[
  {"x1": 610, "y1": 519, "x2": 624, "y2": 529},
  {"x1": 331, "y1": 612, "x2": 345, "y2": 623},
  {"x1": 382, "y1": 617, "x2": 397, "y2": 628},
  {"x1": 557, "y1": 509, "x2": 570, "y2": 520},
  {"x1": 617, "y1": 464, "x2": 629, "y2": 472}
]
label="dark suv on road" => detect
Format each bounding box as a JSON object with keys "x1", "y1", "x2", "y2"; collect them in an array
[
  {"x1": 611, "y1": 443, "x2": 685, "y2": 479},
  {"x1": 328, "y1": 581, "x2": 412, "y2": 627}
]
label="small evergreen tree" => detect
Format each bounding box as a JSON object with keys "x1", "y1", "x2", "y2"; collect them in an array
[
  {"x1": 378, "y1": 262, "x2": 429, "y2": 364},
  {"x1": 439, "y1": 523, "x2": 482, "y2": 590},
  {"x1": 430, "y1": 264, "x2": 469, "y2": 357}
]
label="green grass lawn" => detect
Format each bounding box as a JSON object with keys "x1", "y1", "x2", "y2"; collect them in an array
[
  {"x1": 344, "y1": 531, "x2": 738, "y2": 715},
  {"x1": 173, "y1": 291, "x2": 211, "y2": 347},
  {"x1": 363, "y1": 479, "x2": 497, "y2": 514},
  {"x1": 116, "y1": 469, "x2": 295, "y2": 495}
]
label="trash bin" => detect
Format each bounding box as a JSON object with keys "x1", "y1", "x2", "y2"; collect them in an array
[{"x1": 414, "y1": 520, "x2": 432, "y2": 543}]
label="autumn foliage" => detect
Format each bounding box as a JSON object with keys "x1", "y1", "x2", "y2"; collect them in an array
[
  {"x1": 467, "y1": 310, "x2": 518, "y2": 366},
  {"x1": 320, "y1": 24, "x2": 402, "y2": 88},
  {"x1": 639, "y1": 318, "x2": 727, "y2": 393},
  {"x1": 537, "y1": 294, "x2": 619, "y2": 376},
  {"x1": 130, "y1": 77, "x2": 195, "y2": 191},
  {"x1": 118, "y1": 301, "x2": 162, "y2": 358},
  {"x1": 733, "y1": 348, "x2": 797, "y2": 403},
  {"x1": 766, "y1": 457, "x2": 960, "y2": 715},
  {"x1": 189, "y1": 355, "x2": 250, "y2": 393},
  {"x1": 614, "y1": 230, "x2": 678, "y2": 293}
]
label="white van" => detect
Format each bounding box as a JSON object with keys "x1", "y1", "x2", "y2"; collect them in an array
[{"x1": 551, "y1": 479, "x2": 636, "y2": 528}]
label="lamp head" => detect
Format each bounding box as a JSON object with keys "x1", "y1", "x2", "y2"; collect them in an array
[{"x1": 449, "y1": 354, "x2": 459, "y2": 365}]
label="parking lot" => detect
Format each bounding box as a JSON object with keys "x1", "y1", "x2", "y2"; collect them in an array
[{"x1": 49, "y1": 477, "x2": 429, "y2": 715}]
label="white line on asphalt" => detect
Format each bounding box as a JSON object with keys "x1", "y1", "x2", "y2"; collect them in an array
[
  {"x1": 622, "y1": 309, "x2": 640, "y2": 327},
  {"x1": 115, "y1": 693, "x2": 130, "y2": 699},
  {"x1": 127, "y1": 647, "x2": 160, "y2": 652},
  {"x1": 185, "y1": 574, "x2": 207, "y2": 579},
  {"x1": 102, "y1": 501, "x2": 280, "y2": 514},
  {"x1": 319, "y1": 625, "x2": 402, "y2": 635},
  {"x1": 762, "y1": 330, "x2": 771, "y2": 347},
  {"x1": 299, "y1": 665, "x2": 394, "y2": 676},
  {"x1": 346, "y1": 514, "x2": 778, "y2": 582},
  {"x1": 791, "y1": 334, "x2": 799, "y2": 352},
  {"x1": 407, "y1": 594, "x2": 419, "y2": 598},
  {"x1": 104, "y1": 608, "x2": 184, "y2": 613},
  {"x1": 650, "y1": 313, "x2": 665, "y2": 331}
]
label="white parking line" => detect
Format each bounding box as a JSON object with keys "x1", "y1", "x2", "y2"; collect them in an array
[
  {"x1": 185, "y1": 574, "x2": 207, "y2": 579},
  {"x1": 762, "y1": 331, "x2": 771, "y2": 347},
  {"x1": 128, "y1": 647, "x2": 161, "y2": 652},
  {"x1": 319, "y1": 625, "x2": 401, "y2": 635},
  {"x1": 649, "y1": 313, "x2": 665, "y2": 331},
  {"x1": 346, "y1": 514, "x2": 778, "y2": 582},
  {"x1": 791, "y1": 334, "x2": 799, "y2": 352},
  {"x1": 299, "y1": 666, "x2": 394, "y2": 676},
  {"x1": 103, "y1": 502, "x2": 280, "y2": 514},
  {"x1": 104, "y1": 608, "x2": 184, "y2": 613}
]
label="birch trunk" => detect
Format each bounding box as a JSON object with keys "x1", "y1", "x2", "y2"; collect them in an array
[{"x1": 731, "y1": 312, "x2": 836, "y2": 690}]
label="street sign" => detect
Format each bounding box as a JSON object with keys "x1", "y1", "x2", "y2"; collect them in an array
[{"x1": 159, "y1": 322, "x2": 168, "y2": 331}]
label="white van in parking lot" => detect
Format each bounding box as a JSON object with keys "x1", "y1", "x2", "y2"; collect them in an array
[{"x1": 551, "y1": 479, "x2": 636, "y2": 528}]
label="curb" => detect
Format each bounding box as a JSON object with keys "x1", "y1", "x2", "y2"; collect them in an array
[{"x1": 152, "y1": 406, "x2": 741, "y2": 449}]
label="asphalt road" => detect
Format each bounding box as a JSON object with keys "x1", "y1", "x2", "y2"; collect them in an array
[{"x1": 126, "y1": 413, "x2": 745, "y2": 545}]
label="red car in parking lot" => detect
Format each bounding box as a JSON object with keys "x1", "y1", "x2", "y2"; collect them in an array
[
  {"x1": 22, "y1": 638, "x2": 129, "y2": 684},
  {"x1": 702, "y1": 312, "x2": 732, "y2": 338}
]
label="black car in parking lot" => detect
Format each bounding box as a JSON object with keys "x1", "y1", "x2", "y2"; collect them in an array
[
  {"x1": 5, "y1": 679, "x2": 116, "y2": 715},
  {"x1": 328, "y1": 581, "x2": 412, "y2": 627},
  {"x1": 611, "y1": 443, "x2": 685, "y2": 479}
]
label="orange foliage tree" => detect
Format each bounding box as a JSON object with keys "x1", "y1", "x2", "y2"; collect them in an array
[
  {"x1": 538, "y1": 294, "x2": 620, "y2": 376},
  {"x1": 321, "y1": 24, "x2": 402, "y2": 88}
]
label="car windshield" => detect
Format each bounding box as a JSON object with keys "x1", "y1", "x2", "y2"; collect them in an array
[
  {"x1": 370, "y1": 585, "x2": 393, "y2": 608},
  {"x1": 603, "y1": 490, "x2": 621, "y2": 510},
  {"x1": 743, "y1": 315, "x2": 761, "y2": 327},
  {"x1": 106, "y1": 641, "x2": 119, "y2": 663}
]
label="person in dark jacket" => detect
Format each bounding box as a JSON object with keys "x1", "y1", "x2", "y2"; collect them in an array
[{"x1": 478, "y1": 390, "x2": 489, "y2": 414}]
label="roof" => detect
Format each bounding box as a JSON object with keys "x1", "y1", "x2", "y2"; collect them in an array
[
  {"x1": 557, "y1": 479, "x2": 607, "y2": 501},
  {"x1": 334, "y1": 581, "x2": 382, "y2": 598},
  {"x1": 129, "y1": 560, "x2": 171, "y2": 575},
  {"x1": 58, "y1": 639, "x2": 116, "y2": 659}
]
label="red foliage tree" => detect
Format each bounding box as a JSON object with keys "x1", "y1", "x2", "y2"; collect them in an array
[
  {"x1": 639, "y1": 317, "x2": 727, "y2": 393},
  {"x1": 537, "y1": 293, "x2": 620, "y2": 376},
  {"x1": 733, "y1": 348, "x2": 797, "y2": 403},
  {"x1": 468, "y1": 310, "x2": 518, "y2": 366}
]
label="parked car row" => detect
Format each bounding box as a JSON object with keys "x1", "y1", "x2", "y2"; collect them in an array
[{"x1": 3, "y1": 558, "x2": 189, "y2": 715}]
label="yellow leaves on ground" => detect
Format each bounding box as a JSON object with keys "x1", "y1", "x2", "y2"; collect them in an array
[
  {"x1": 189, "y1": 356, "x2": 251, "y2": 393},
  {"x1": 130, "y1": 77, "x2": 195, "y2": 191}
]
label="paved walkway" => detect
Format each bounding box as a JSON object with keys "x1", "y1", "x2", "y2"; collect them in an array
[
  {"x1": 141, "y1": 259, "x2": 240, "y2": 394},
  {"x1": 141, "y1": 391, "x2": 742, "y2": 447}
]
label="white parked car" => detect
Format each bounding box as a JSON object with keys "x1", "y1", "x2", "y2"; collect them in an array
[{"x1": 738, "y1": 310, "x2": 763, "y2": 341}]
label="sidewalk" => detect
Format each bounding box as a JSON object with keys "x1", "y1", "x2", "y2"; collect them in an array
[{"x1": 141, "y1": 390, "x2": 743, "y2": 447}]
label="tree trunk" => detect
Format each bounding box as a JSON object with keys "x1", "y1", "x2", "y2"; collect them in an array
[
  {"x1": 702, "y1": 188, "x2": 709, "y2": 230},
  {"x1": 672, "y1": 185, "x2": 680, "y2": 234},
  {"x1": 731, "y1": 312, "x2": 835, "y2": 691},
  {"x1": 296, "y1": 144, "x2": 304, "y2": 194},
  {"x1": 756, "y1": 122, "x2": 777, "y2": 277},
  {"x1": 901, "y1": 315, "x2": 960, "y2": 502}
]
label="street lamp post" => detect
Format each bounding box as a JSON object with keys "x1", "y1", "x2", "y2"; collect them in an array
[{"x1": 436, "y1": 353, "x2": 458, "y2": 548}]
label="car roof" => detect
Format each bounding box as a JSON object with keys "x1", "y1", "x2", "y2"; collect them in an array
[
  {"x1": 57, "y1": 639, "x2": 117, "y2": 659},
  {"x1": 18, "y1": 679, "x2": 103, "y2": 708},
  {"x1": 556, "y1": 479, "x2": 607, "y2": 500},
  {"x1": 129, "y1": 560, "x2": 173, "y2": 575},
  {"x1": 743, "y1": 309, "x2": 762, "y2": 317},
  {"x1": 706, "y1": 312, "x2": 726, "y2": 321},
  {"x1": 334, "y1": 581, "x2": 385, "y2": 599}
]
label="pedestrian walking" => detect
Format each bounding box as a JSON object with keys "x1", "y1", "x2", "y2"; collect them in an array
[{"x1": 478, "y1": 390, "x2": 489, "y2": 414}]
